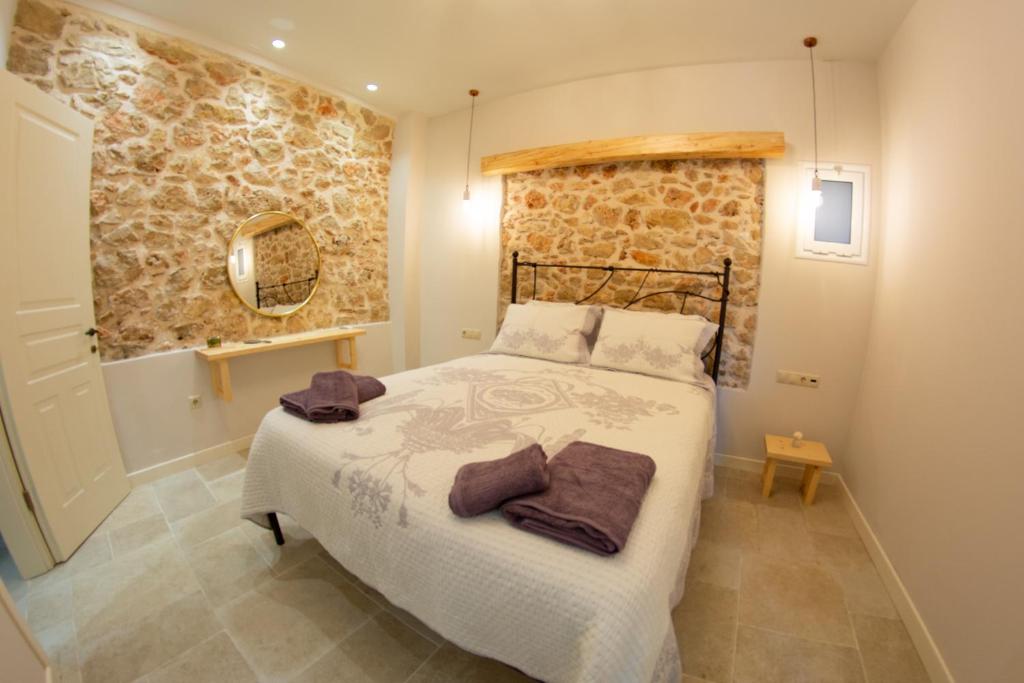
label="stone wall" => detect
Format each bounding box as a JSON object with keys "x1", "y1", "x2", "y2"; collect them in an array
[
  {"x1": 253, "y1": 223, "x2": 317, "y2": 287},
  {"x1": 499, "y1": 159, "x2": 764, "y2": 388},
  {"x1": 6, "y1": 0, "x2": 393, "y2": 359}
]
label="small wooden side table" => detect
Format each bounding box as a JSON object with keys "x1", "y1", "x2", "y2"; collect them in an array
[{"x1": 762, "y1": 434, "x2": 833, "y2": 505}]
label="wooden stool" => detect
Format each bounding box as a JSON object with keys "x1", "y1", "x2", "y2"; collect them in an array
[{"x1": 762, "y1": 434, "x2": 833, "y2": 505}]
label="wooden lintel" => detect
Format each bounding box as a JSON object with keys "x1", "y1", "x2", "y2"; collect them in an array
[{"x1": 480, "y1": 131, "x2": 785, "y2": 176}]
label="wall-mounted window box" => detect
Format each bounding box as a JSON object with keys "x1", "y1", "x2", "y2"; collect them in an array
[{"x1": 797, "y1": 162, "x2": 871, "y2": 265}]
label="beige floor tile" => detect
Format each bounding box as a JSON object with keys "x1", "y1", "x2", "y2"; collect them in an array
[
  {"x1": 25, "y1": 577, "x2": 73, "y2": 633},
  {"x1": 293, "y1": 610, "x2": 438, "y2": 683},
  {"x1": 754, "y1": 506, "x2": 817, "y2": 562},
  {"x1": 803, "y1": 485, "x2": 859, "y2": 538},
  {"x1": 98, "y1": 486, "x2": 162, "y2": 533},
  {"x1": 218, "y1": 556, "x2": 381, "y2": 680},
  {"x1": 836, "y1": 565, "x2": 898, "y2": 619},
  {"x1": 699, "y1": 497, "x2": 757, "y2": 552},
  {"x1": 242, "y1": 513, "x2": 324, "y2": 575},
  {"x1": 811, "y1": 531, "x2": 873, "y2": 571},
  {"x1": 184, "y1": 527, "x2": 273, "y2": 607},
  {"x1": 30, "y1": 531, "x2": 112, "y2": 594},
  {"x1": 72, "y1": 538, "x2": 202, "y2": 646},
  {"x1": 733, "y1": 625, "x2": 864, "y2": 683},
  {"x1": 171, "y1": 499, "x2": 243, "y2": 549},
  {"x1": 682, "y1": 676, "x2": 712, "y2": 683},
  {"x1": 205, "y1": 469, "x2": 245, "y2": 503},
  {"x1": 34, "y1": 619, "x2": 81, "y2": 683},
  {"x1": 108, "y1": 514, "x2": 172, "y2": 557},
  {"x1": 387, "y1": 604, "x2": 446, "y2": 646},
  {"x1": 146, "y1": 631, "x2": 258, "y2": 683},
  {"x1": 738, "y1": 554, "x2": 855, "y2": 647},
  {"x1": 726, "y1": 475, "x2": 803, "y2": 511},
  {"x1": 686, "y1": 540, "x2": 741, "y2": 591},
  {"x1": 196, "y1": 454, "x2": 247, "y2": 483},
  {"x1": 79, "y1": 590, "x2": 219, "y2": 683},
  {"x1": 408, "y1": 642, "x2": 535, "y2": 682},
  {"x1": 673, "y1": 579, "x2": 737, "y2": 683},
  {"x1": 852, "y1": 613, "x2": 930, "y2": 683},
  {"x1": 153, "y1": 469, "x2": 217, "y2": 523}
]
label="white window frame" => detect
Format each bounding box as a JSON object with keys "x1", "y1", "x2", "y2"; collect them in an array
[{"x1": 796, "y1": 161, "x2": 871, "y2": 265}]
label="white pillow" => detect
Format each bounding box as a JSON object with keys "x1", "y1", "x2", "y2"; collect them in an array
[
  {"x1": 590, "y1": 308, "x2": 719, "y2": 382},
  {"x1": 491, "y1": 303, "x2": 591, "y2": 363},
  {"x1": 526, "y1": 300, "x2": 603, "y2": 337}
]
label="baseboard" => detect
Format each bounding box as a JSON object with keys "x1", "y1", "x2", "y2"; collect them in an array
[
  {"x1": 127, "y1": 434, "x2": 254, "y2": 486},
  {"x1": 714, "y1": 452, "x2": 840, "y2": 485},
  {"x1": 836, "y1": 477, "x2": 955, "y2": 683}
]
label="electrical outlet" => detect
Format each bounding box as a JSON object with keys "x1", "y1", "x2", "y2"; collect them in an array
[
  {"x1": 188, "y1": 395, "x2": 201, "y2": 409},
  {"x1": 776, "y1": 370, "x2": 821, "y2": 388},
  {"x1": 461, "y1": 328, "x2": 482, "y2": 340}
]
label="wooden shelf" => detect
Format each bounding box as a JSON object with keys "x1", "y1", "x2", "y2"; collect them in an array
[
  {"x1": 480, "y1": 131, "x2": 785, "y2": 176},
  {"x1": 195, "y1": 328, "x2": 366, "y2": 402}
]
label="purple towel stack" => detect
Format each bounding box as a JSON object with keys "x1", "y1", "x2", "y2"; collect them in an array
[{"x1": 280, "y1": 371, "x2": 386, "y2": 423}]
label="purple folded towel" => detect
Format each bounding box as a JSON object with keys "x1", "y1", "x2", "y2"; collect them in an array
[
  {"x1": 449, "y1": 444, "x2": 550, "y2": 518},
  {"x1": 280, "y1": 371, "x2": 386, "y2": 423},
  {"x1": 501, "y1": 441, "x2": 656, "y2": 555}
]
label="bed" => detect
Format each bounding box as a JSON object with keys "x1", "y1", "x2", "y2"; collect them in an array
[{"x1": 240, "y1": 254, "x2": 732, "y2": 683}]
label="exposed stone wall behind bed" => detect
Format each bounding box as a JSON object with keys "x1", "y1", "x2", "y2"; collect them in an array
[
  {"x1": 499, "y1": 159, "x2": 764, "y2": 388},
  {"x1": 5, "y1": 0, "x2": 393, "y2": 359}
]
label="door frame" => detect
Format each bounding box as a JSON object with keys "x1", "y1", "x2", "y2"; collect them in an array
[{"x1": 0, "y1": 398, "x2": 53, "y2": 580}]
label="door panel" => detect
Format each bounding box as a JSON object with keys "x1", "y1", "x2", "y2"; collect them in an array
[{"x1": 0, "y1": 71, "x2": 130, "y2": 562}]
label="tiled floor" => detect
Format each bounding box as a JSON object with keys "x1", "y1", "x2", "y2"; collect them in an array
[{"x1": 2, "y1": 457, "x2": 930, "y2": 683}]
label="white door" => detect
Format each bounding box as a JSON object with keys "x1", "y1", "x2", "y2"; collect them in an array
[{"x1": 0, "y1": 71, "x2": 129, "y2": 562}]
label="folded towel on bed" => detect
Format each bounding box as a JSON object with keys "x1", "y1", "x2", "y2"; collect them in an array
[
  {"x1": 501, "y1": 441, "x2": 656, "y2": 555},
  {"x1": 280, "y1": 371, "x2": 386, "y2": 423},
  {"x1": 449, "y1": 444, "x2": 550, "y2": 518}
]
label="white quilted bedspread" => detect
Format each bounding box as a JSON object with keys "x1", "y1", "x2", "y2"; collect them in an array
[{"x1": 241, "y1": 354, "x2": 715, "y2": 683}]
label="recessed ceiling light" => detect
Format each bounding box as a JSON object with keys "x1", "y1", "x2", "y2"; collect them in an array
[
  {"x1": 365, "y1": 83, "x2": 379, "y2": 92},
  {"x1": 271, "y1": 39, "x2": 286, "y2": 49}
]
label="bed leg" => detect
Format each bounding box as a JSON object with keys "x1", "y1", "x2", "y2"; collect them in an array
[{"x1": 268, "y1": 512, "x2": 285, "y2": 546}]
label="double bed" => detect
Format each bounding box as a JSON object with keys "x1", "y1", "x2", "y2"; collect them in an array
[{"x1": 240, "y1": 255, "x2": 731, "y2": 682}]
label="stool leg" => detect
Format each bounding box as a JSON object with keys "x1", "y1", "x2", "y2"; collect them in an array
[
  {"x1": 802, "y1": 466, "x2": 822, "y2": 505},
  {"x1": 761, "y1": 458, "x2": 777, "y2": 498}
]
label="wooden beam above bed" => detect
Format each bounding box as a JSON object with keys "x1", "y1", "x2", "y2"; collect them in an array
[{"x1": 480, "y1": 131, "x2": 786, "y2": 176}]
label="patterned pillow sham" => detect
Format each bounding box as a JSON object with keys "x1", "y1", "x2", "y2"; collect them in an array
[
  {"x1": 490, "y1": 303, "x2": 592, "y2": 364},
  {"x1": 590, "y1": 308, "x2": 718, "y2": 383},
  {"x1": 526, "y1": 300, "x2": 603, "y2": 337}
]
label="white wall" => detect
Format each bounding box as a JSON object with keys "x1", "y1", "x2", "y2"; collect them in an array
[
  {"x1": 0, "y1": 0, "x2": 15, "y2": 65},
  {"x1": 386, "y1": 111, "x2": 427, "y2": 372},
  {"x1": 844, "y1": 0, "x2": 1024, "y2": 681},
  {"x1": 102, "y1": 322, "x2": 394, "y2": 474},
  {"x1": 419, "y1": 60, "x2": 883, "y2": 469}
]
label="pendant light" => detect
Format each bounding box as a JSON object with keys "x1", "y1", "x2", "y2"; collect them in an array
[
  {"x1": 463, "y1": 89, "x2": 479, "y2": 201},
  {"x1": 804, "y1": 36, "x2": 824, "y2": 208}
]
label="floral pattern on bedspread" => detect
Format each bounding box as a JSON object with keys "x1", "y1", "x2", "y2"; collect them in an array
[{"x1": 329, "y1": 363, "x2": 692, "y2": 528}]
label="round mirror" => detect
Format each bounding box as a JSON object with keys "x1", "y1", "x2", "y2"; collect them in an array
[{"x1": 227, "y1": 211, "x2": 321, "y2": 317}]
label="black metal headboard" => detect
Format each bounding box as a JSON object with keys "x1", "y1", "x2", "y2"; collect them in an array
[
  {"x1": 509, "y1": 251, "x2": 732, "y2": 383},
  {"x1": 256, "y1": 270, "x2": 319, "y2": 309}
]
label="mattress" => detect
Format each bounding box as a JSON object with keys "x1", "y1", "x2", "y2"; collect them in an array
[{"x1": 240, "y1": 353, "x2": 716, "y2": 683}]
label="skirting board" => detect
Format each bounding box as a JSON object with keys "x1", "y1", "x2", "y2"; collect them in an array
[
  {"x1": 716, "y1": 451, "x2": 954, "y2": 683},
  {"x1": 127, "y1": 434, "x2": 253, "y2": 486}
]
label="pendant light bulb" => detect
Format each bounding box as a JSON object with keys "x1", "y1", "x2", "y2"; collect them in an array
[
  {"x1": 810, "y1": 172, "x2": 823, "y2": 207},
  {"x1": 462, "y1": 89, "x2": 480, "y2": 202}
]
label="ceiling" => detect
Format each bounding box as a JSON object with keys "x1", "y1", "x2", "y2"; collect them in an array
[{"x1": 108, "y1": 0, "x2": 915, "y2": 117}]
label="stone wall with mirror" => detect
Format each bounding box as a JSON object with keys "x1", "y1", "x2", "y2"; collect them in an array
[{"x1": 5, "y1": 0, "x2": 393, "y2": 360}]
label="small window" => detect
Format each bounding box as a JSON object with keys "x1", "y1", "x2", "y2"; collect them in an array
[
  {"x1": 236, "y1": 246, "x2": 247, "y2": 278},
  {"x1": 797, "y1": 162, "x2": 870, "y2": 264}
]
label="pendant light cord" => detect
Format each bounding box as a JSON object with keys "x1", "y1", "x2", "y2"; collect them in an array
[
  {"x1": 809, "y1": 43, "x2": 819, "y2": 178},
  {"x1": 464, "y1": 91, "x2": 478, "y2": 197}
]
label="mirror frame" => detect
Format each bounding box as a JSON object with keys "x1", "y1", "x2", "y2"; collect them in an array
[{"x1": 226, "y1": 211, "x2": 323, "y2": 318}]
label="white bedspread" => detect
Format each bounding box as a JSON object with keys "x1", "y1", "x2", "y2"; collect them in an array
[{"x1": 241, "y1": 354, "x2": 715, "y2": 683}]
